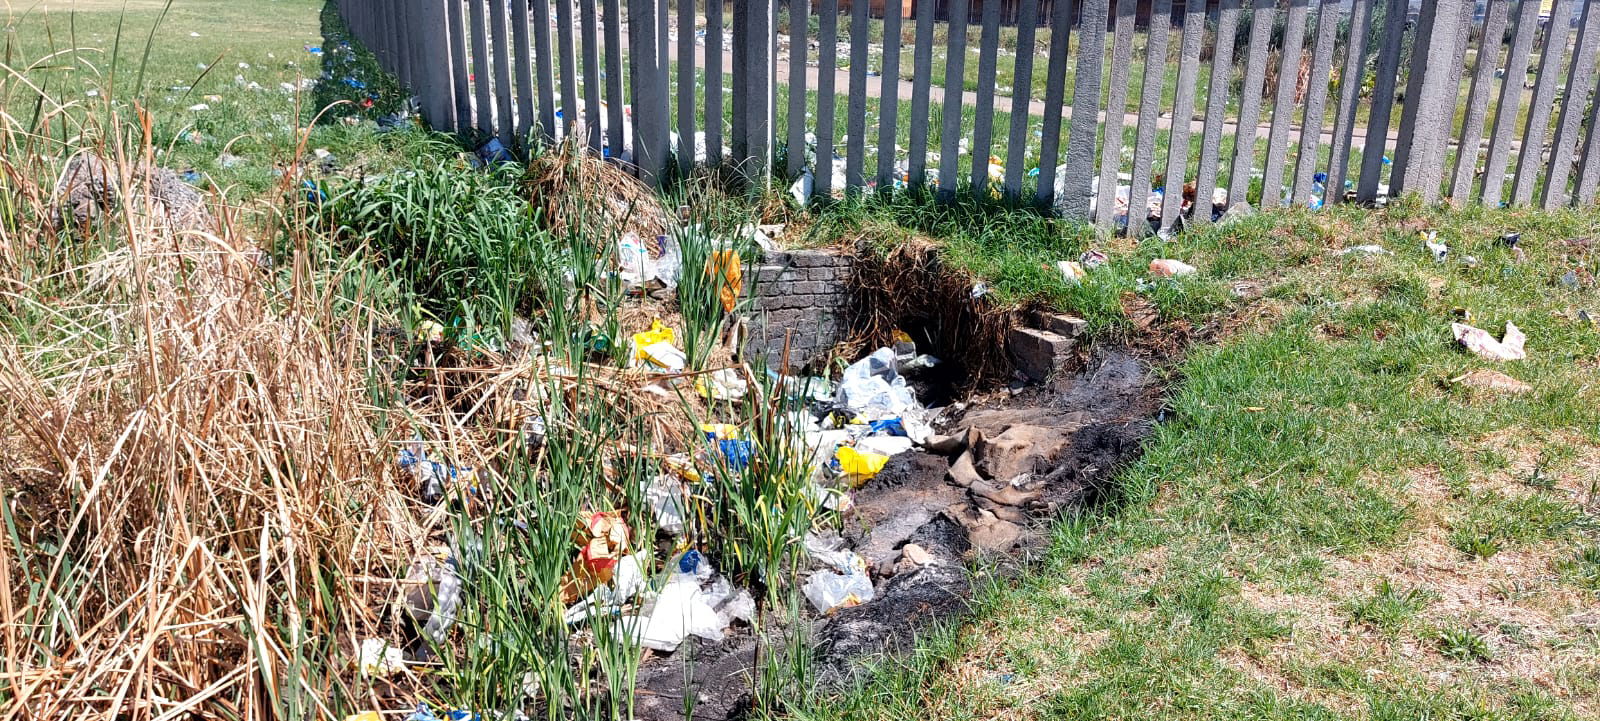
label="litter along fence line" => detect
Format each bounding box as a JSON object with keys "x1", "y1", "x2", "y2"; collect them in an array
[{"x1": 341, "y1": 0, "x2": 1600, "y2": 234}]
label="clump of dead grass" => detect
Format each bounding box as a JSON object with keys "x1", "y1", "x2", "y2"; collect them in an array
[
  {"x1": 522, "y1": 140, "x2": 667, "y2": 242},
  {"x1": 0, "y1": 129, "x2": 421, "y2": 718}
]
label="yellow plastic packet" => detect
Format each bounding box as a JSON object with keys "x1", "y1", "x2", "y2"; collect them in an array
[
  {"x1": 708, "y1": 249, "x2": 743, "y2": 312},
  {"x1": 343, "y1": 714, "x2": 382, "y2": 721},
  {"x1": 631, "y1": 319, "x2": 675, "y2": 351},
  {"x1": 836, "y1": 446, "x2": 889, "y2": 479}
]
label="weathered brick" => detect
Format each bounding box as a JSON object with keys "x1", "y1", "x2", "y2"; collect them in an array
[
  {"x1": 1036, "y1": 312, "x2": 1088, "y2": 339},
  {"x1": 1007, "y1": 327, "x2": 1075, "y2": 383}
]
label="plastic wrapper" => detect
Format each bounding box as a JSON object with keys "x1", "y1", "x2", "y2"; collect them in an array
[
  {"x1": 355, "y1": 638, "x2": 405, "y2": 677},
  {"x1": 1148, "y1": 258, "x2": 1198, "y2": 278},
  {"x1": 835, "y1": 446, "x2": 889, "y2": 480},
  {"x1": 644, "y1": 475, "x2": 689, "y2": 535},
  {"x1": 834, "y1": 348, "x2": 917, "y2": 421},
  {"x1": 802, "y1": 569, "x2": 874, "y2": 614},
  {"x1": 1453, "y1": 321, "x2": 1527, "y2": 361},
  {"x1": 695, "y1": 368, "x2": 748, "y2": 400},
  {"x1": 620, "y1": 570, "x2": 726, "y2": 652},
  {"x1": 629, "y1": 320, "x2": 686, "y2": 371}
]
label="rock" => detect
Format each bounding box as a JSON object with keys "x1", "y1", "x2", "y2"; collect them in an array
[
  {"x1": 1451, "y1": 369, "x2": 1532, "y2": 395},
  {"x1": 52, "y1": 152, "x2": 211, "y2": 232},
  {"x1": 901, "y1": 543, "x2": 934, "y2": 566},
  {"x1": 1006, "y1": 327, "x2": 1075, "y2": 383}
]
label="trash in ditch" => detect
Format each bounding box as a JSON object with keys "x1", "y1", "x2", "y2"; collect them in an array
[
  {"x1": 618, "y1": 233, "x2": 654, "y2": 286},
  {"x1": 629, "y1": 320, "x2": 686, "y2": 371},
  {"x1": 475, "y1": 138, "x2": 512, "y2": 166},
  {"x1": 1422, "y1": 231, "x2": 1448, "y2": 263},
  {"x1": 708, "y1": 249, "x2": 743, "y2": 312},
  {"x1": 695, "y1": 367, "x2": 748, "y2": 401},
  {"x1": 403, "y1": 704, "x2": 484, "y2": 721},
  {"x1": 354, "y1": 638, "x2": 405, "y2": 677},
  {"x1": 868, "y1": 418, "x2": 906, "y2": 436},
  {"x1": 399, "y1": 444, "x2": 478, "y2": 504},
  {"x1": 1462, "y1": 255, "x2": 1479, "y2": 268},
  {"x1": 655, "y1": 234, "x2": 683, "y2": 288},
  {"x1": 619, "y1": 558, "x2": 727, "y2": 652},
  {"x1": 854, "y1": 434, "x2": 914, "y2": 459},
  {"x1": 344, "y1": 713, "x2": 382, "y2": 721},
  {"x1": 1079, "y1": 249, "x2": 1109, "y2": 269},
  {"x1": 835, "y1": 445, "x2": 889, "y2": 480},
  {"x1": 404, "y1": 551, "x2": 462, "y2": 644},
  {"x1": 1336, "y1": 244, "x2": 1390, "y2": 256},
  {"x1": 644, "y1": 474, "x2": 688, "y2": 535},
  {"x1": 802, "y1": 556, "x2": 874, "y2": 614},
  {"x1": 790, "y1": 167, "x2": 815, "y2": 205},
  {"x1": 703, "y1": 424, "x2": 753, "y2": 470},
  {"x1": 1450, "y1": 369, "x2": 1532, "y2": 395},
  {"x1": 835, "y1": 347, "x2": 917, "y2": 421},
  {"x1": 1148, "y1": 258, "x2": 1198, "y2": 277},
  {"x1": 1452, "y1": 321, "x2": 1527, "y2": 361},
  {"x1": 564, "y1": 554, "x2": 647, "y2": 624},
  {"x1": 971, "y1": 282, "x2": 990, "y2": 300},
  {"x1": 1499, "y1": 232, "x2": 1521, "y2": 249},
  {"x1": 579, "y1": 511, "x2": 630, "y2": 575},
  {"x1": 1055, "y1": 260, "x2": 1086, "y2": 284}
]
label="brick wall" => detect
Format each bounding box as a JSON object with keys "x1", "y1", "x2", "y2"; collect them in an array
[{"x1": 743, "y1": 249, "x2": 854, "y2": 371}]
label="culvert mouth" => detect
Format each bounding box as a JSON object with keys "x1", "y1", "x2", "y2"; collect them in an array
[{"x1": 635, "y1": 245, "x2": 1165, "y2": 720}]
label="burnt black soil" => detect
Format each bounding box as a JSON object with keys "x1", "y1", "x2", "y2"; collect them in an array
[{"x1": 634, "y1": 348, "x2": 1159, "y2": 719}]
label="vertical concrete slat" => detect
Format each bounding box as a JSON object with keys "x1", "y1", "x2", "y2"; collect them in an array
[
  {"x1": 907, "y1": 0, "x2": 937, "y2": 189},
  {"x1": 877, "y1": 0, "x2": 904, "y2": 190},
  {"x1": 1227, "y1": 0, "x2": 1278, "y2": 209},
  {"x1": 512, "y1": 0, "x2": 537, "y2": 144},
  {"x1": 1356, "y1": 0, "x2": 1406, "y2": 203},
  {"x1": 556, "y1": 0, "x2": 580, "y2": 140},
  {"x1": 604, "y1": 0, "x2": 625, "y2": 158},
  {"x1": 631, "y1": 0, "x2": 668, "y2": 184},
  {"x1": 732, "y1": 0, "x2": 748, "y2": 163},
  {"x1": 1398, "y1": 0, "x2": 1471, "y2": 203},
  {"x1": 706, "y1": 0, "x2": 724, "y2": 166},
  {"x1": 968, "y1": 0, "x2": 1002, "y2": 192},
  {"x1": 469, "y1": 0, "x2": 495, "y2": 133},
  {"x1": 1543, "y1": 0, "x2": 1600, "y2": 207},
  {"x1": 1159, "y1": 0, "x2": 1206, "y2": 230},
  {"x1": 1325, "y1": 0, "x2": 1373, "y2": 205},
  {"x1": 532, "y1": 0, "x2": 557, "y2": 141},
  {"x1": 580, "y1": 0, "x2": 602, "y2": 153},
  {"x1": 1125, "y1": 0, "x2": 1172, "y2": 237},
  {"x1": 1033, "y1": 0, "x2": 1078, "y2": 208},
  {"x1": 936, "y1": 0, "x2": 970, "y2": 199},
  {"x1": 1387, "y1": 0, "x2": 1436, "y2": 192},
  {"x1": 1260, "y1": 0, "x2": 1309, "y2": 210},
  {"x1": 1056, "y1": 0, "x2": 1103, "y2": 215},
  {"x1": 1002, "y1": 0, "x2": 1040, "y2": 197},
  {"x1": 448, "y1": 0, "x2": 470, "y2": 131},
  {"x1": 847, "y1": 0, "x2": 871, "y2": 191},
  {"x1": 677, "y1": 0, "x2": 697, "y2": 172},
  {"x1": 1512, "y1": 0, "x2": 1576, "y2": 205},
  {"x1": 1576, "y1": 94, "x2": 1600, "y2": 204},
  {"x1": 815, "y1": 0, "x2": 840, "y2": 197},
  {"x1": 1482, "y1": 0, "x2": 1540, "y2": 207},
  {"x1": 489, "y1": 0, "x2": 516, "y2": 146},
  {"x1": 747, "y1": 0, "x2": 773, "y2": 184},
  {"x1": 1094, "y1": 0, "x2": 1135, "y2": 228},
  {"x1": 1193, "y1": 0, "x2": 1241, "y2": 224},
  {"x1": 1290, "y1": 0, "x2": 1342, "y2": 208},
  {"x1": 788, "y1": 0, "x2": 810, "y2": 179},
  {"x1": 1450, "y1": 0, "x2": 1510, "y2": 204}
]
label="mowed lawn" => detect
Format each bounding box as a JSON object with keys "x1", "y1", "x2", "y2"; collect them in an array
[{"x1": 786, "y1": 198, "x2": 1600, "y2": 721}]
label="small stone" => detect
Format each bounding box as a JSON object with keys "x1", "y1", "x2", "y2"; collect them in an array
[
  {"x1": 1451, "y1": 369, "x2": 1532, "y2": 395},
  {"x1": 901, "y1": 543, "x2": 934, "y2": 566}
]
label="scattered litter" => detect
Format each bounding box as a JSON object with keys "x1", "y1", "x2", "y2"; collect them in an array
[
  {"x1": 802, "y1": 546, "x2": 874, "y2": 614},
  {"x1": 834, "y1": 347, "x2": 916, "y2": 421},
  {"x1": 187, "y1": 103, "x2": 210, "y2": 112},
  {"x1": 344, "y1": 713, "x2": 382, "y2": 721},
  {"x1": 970, "y1": 282, "x2": 990, "y2": 300},
  {"x1": 708, "y1": 249, "x2": 743, "y2": 312},
  {"x1": 579, "y1": 511, "x2": 630, "y2": 577},
  {"x1": 1079, "y1": 249, "x2": 1109, "y2": 269},
  {"x1": 1462, "y1": 255, "x2": 1479, "y2": 268},
  {"x1": 644, "y1": 475, "x2": 688, "y2": 535},
  {"x1": 354, "y1": 638, "x2": 405, "y2": 677},
  {"x1": 789, "y1": 167, "x2": 814, "y2": 205},
  {"x1": 1560, "y1": 270, "x2": 1580, "y2": 289},
  {"x1": 1499, "y1": 232, "x2": 1521, "y2": 249},
  {"x1": 1452, "y1": 321, "x2": 1526, "y2": 361},
  {"x1": 1055, "y1": 260, "x2": 1086, "y2": 284},
  {"x1": 1450, "y1": 369, "x2": 1532, "y2": 395},
  {"x1": 695, "y1": 367, "x2": 748, "y2": 401},
  {"x1": 855, "y1": 434, "x2": 913, "y2": 458},
  {"x1": 619, "y1": 559, "x2": 727, "y2": 652},
  {"x1": 1422, "y1": 231, "x2": 1448, "y2": 263},
  {"x1": 404, "y1": 552, "x2": 461, "y2": 643},
  {"x1": 629, "y1": 320, "x2": 686, "y2": 371},
  {"x1": 1336, "y1": 244, "x2": 1390, "y2": 256},
  {"x1": 217, "y1": 152, "x2": 244, "y2": 168},
  {"x1": 399, "y1": 443, "x2": 477, "y2": 504},
  {"x1": 835, "y1": 445, "x2": 889, "y2": 480},
  {"x1": 475, "y1": 138, "x2": 512, "y2": 166},
  {"x1": 1148, "y1": 258, "x2": 1197, "y2": 277}
]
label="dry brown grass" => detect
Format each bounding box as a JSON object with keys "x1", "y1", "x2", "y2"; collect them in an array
[{"x1": 0, "y1": 125, "x2": 426, "y2": 719}]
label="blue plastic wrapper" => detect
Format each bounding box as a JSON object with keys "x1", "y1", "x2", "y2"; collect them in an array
[
  {"x1": 678, "y1": 549, "x2": 703, "y2": 573},
  {"x1": 868, "y1": 418, "x2": 906, "y2": 437},
  {"x1": 717, "y1": 439, "x2": 752, "y2": 471}
]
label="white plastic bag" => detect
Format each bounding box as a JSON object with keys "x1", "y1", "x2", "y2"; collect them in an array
[
  {"x1": 626, "y1": 572, "x2": 726, "y2": 651},
  {"x1": 803, "y1": 569, "x2": 874, "y2": 613},
  {"x1": 643, "y1": 475, "x2": 688, "y2": 535},
  {"x1": 835, "y1": 348, "x2": 917, "y2": 421}
]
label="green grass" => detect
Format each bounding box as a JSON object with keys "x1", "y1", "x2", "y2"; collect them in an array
[{"x1": 779, "y1": 198, "x2": 1600, "y2": 721}]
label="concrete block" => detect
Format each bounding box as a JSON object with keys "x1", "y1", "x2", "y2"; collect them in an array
[
  {"x1": 1007, "y1": 327, "x2": 1074, "y2": 382},
  {"x1": 1036, "y1": 312, "x2": 1087, "y2": 339}
]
